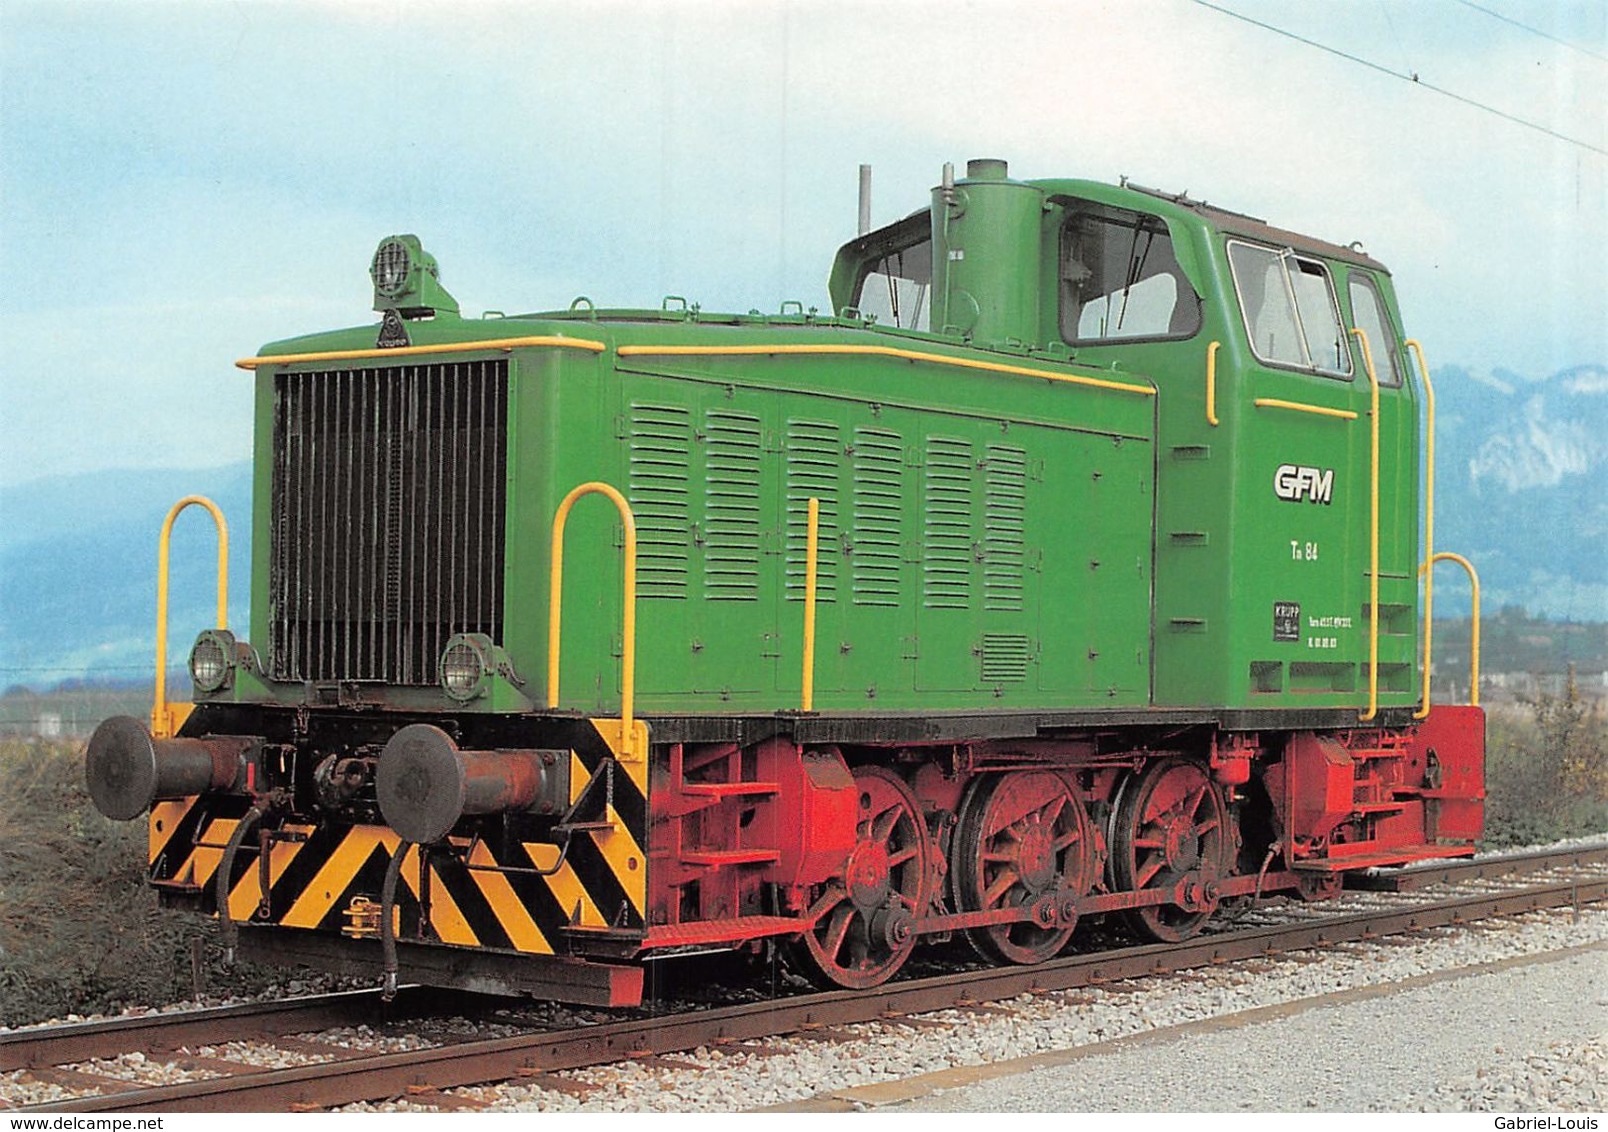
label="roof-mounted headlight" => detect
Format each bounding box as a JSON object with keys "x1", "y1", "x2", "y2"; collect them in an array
[
  {"x1": 371, "y1": 238, "x2": 413, "y2": 301},
  {"x1": 369, "y1": 234, "x2": 459, "y2": 318}
]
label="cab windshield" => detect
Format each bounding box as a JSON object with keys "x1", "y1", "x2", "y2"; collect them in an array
[
  {"x1": 853, "y1": 239, "x2": 932, "y2": 331},
  {"x1": 1228, "y1": 241, "x2": 1351, "y2": 378}
]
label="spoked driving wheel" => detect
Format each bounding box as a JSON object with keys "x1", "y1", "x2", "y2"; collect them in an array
[
  {"x1": 1109, "y1": 757, "x2": 1229, "y2": 942},
  {"x1": 794, "y1": 765, "x2": 930, "y2": 989},
  {"x1": 952, "y1": 770, "x2": 1096, "y2": 965}
]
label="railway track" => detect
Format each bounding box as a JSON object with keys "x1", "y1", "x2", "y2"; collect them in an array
[
  {"x1": 5, "y1": 846, "x2": 1604, "y2": 1113},
  {"x1": 1345, "y1": 841, "x2": 1608, "y2": 891}
]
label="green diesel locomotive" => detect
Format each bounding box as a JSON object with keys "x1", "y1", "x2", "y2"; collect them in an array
[{"x1": 87, "y1": 159, "x2": 1483, "y2": 1000}]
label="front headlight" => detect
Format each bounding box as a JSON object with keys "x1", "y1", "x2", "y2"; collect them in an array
[
  {"x1": 370, "y1": 237, "x2": 413, "y2": 300},
  {"x1": 439, "y1": 634, "x2": 492, "y2": 702},
  {"x1": 188, "y1": 629, "x2": 237, "y2": 693}
]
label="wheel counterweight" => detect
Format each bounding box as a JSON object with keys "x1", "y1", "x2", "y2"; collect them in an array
[{"x1": 794, "y1": 765, "x2": 930, "y2": 989}]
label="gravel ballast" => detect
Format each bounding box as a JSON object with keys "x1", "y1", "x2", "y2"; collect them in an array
[
  {"x1": 476, "y1": 901, "x2": 1608, "y2": 1113},
  {"x1": 6, "y1": 843, "x2": 1604, "y2": 1113},
  {"x1": 871, "y1": 945, "x2": 1607, "y2": 1111}
]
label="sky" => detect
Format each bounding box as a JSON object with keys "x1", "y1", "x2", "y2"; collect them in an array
[{"x1": 2, "y1": 0, "x2": 1605, "y2": 489}]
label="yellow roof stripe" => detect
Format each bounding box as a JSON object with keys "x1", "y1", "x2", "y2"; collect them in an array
[
  {"x1": 616, "y1": 342, "x2": 1156, "y2": 396},
  {"x1": 236, "y1": 335, "x2": 606, "y2": 370}
]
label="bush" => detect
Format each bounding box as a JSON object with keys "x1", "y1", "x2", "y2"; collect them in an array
[
  {"x1": 0, "y1": 738, "x2": 275, "y2": 1026},
  {"x1": 1481, "y1": 672, "x2": 1608, "y2": 849}
]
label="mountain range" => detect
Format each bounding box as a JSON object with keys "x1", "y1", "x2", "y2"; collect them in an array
[
  {"x1": 1, "y1": 464, "x2": 252, "y2": 690},
  {"x1": 1433, "y1": 363, "x2": 1607, "y2": 623},
  {"x1": 1, "y1": 363, "x2": 1602, "y2": 689}
]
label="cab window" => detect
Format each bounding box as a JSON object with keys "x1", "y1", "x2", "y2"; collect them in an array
[
  {"x1": 853, "y1": 239, "x2": 932, "y2": 331},
  {"x1": 1227, "y1": 241, "x2": 1352, "y2": 378},
  {"x1": 1059, "y1": 207, "x2": 1200, "y2": 343},
  {"x1": 1347, "y1": 274, "x2": 1404, "y2": 388}
]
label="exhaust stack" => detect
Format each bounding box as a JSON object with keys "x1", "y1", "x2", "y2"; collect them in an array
[{"x1": 929, "y1": 157, "x2": 1044, "y2": 345}]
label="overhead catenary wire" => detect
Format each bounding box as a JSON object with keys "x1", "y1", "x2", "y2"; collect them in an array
[
  {"x1": 1190, "y1": 0, "x2": 1608, "y2": 159},
  {"x1": 1452, "y1": 0, "x2": 1608, "y2": 66}
]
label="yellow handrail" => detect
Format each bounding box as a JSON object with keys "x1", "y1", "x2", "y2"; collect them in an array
[
  {"x1": 235, "y1": 335, "x2": 607, "y2": 370},
  {"x1": 1407, "y1": 340, "x2": 1437, "y2": 719},
  {"x1": 1419, "y1": 552, "x2": 1481, "y2": 707},
  {"x1": 615, "y1": 343, "x2": 1157, "y2": 397},
  {"x1": 802, "y1": 497, "x2": 820, "y2": 711},
  {"x1": 1350, "y1": 328, "x2": 1382, "y2": 722},
  {"x1": 1206, "y1": 340, "x2": 1221, "y2": 426},
  {"x1": 547, "y1": 482, "x2": 638, "y2": 758},
  {"x1": 153, "y1": 496, "x2": 229, "y2": 739},
  {"x1": 1252, "y1": 398, "x2": 1359, "y2": 421}
]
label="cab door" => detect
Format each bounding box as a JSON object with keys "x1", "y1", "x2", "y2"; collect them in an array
[{"x1": 1226, "y1": 241, "x2": 1372, "y2": 707}]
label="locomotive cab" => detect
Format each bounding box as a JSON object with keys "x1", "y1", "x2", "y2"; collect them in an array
[{"x1": 831, "y1": 160, "x2": 1429, "y2": 716}]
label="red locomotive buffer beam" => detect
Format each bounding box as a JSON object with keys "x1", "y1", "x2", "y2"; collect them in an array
[
  {"x1": 647, "y1": 739, "x2": 859, "y2": 945},
  {"x1": 1413, "y1": 705, "x2": 1486, "y2": 844},
  {"x1": 1265, "y1": 706, "x2": 1484, "y2": 872}
]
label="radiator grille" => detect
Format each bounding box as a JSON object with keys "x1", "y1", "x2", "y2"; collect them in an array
[{"x1": 269, "y1": 360, "x2": 508, "y2": 685}]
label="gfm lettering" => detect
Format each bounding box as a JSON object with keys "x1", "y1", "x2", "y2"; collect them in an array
[{"x1": 1274, "y1": 464, "x2": 1334, "y2": 505}]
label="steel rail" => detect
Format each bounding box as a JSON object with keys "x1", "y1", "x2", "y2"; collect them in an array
[
  {"x1": 20, "y1": 872, "x2": 1605, "y2": 1113},
  {"x1": 0, "y1": 987, "x2": 444, "y2": 1073},
  {"x1": 1346, "y1": 841, "x2": 1608, "y2": 892}
]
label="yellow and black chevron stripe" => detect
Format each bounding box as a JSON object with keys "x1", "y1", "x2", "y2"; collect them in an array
[{"x1": 146, "y1": 716, "x2": 649, "y2": 957}]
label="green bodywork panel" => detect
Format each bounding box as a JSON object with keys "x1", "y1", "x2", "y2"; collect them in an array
[{"x1": 235, "y1": 166, "x2": 1422, "y2": 719}]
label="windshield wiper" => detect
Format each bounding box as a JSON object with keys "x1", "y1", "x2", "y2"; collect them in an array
[{"x1": 1116, "y1": 222, "x2": 1156, "y2": 331}]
